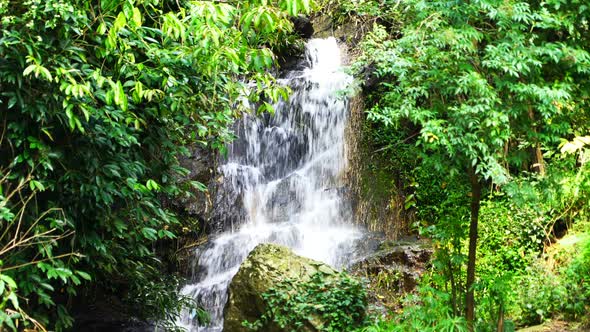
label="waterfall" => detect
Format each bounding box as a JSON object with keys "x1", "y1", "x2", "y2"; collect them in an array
[{"x1": 178, "y1": 37, "x2": 363, "y2": 332}]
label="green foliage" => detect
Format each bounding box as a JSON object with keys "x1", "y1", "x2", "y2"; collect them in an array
[
  {"x1": 0, "y1": 173, "x2": 83, "y2": 330},
  {"x1": 127, "y1": 274, "x2": 209, "y2": 331},
  {"x1": 397, "y1": 283, "x2": 468, "y2": 332},
  {"x1": 0, "y1": 0, "x2": 313, "y2": 329},
  {"x1": 360, "y1": 275, "x2": 469, "y2": 332},
  {"x1": 478, "y1": 200, "x2": 547, "y2": 273},
  {"x1": 563, "y1": 236, "x2": 590, "y2": 321},
  {"x1": 512, "y1": 264, "x2": 566, "y2": 326},
  {"x1": 0, "y1": 273, "x2": 23, "y2": 330},
  {"x1": 461, "y1": 159, "x2": 590, "y2": 328},
  {"x1": 408, "y1": 168, "x2": 471, "y2": 318},
  {"x1": 329, "y1": 0, "x2": 402, "y2": 26},
  {"x1": 473, "y1": 274, "x2": 518, "y2": 332},
  {"x1": 356, "y1": 0, "x2": 590, "y2": 181},
  {"x1": 507, "y1": 158, "x2": 590, "y2": 227},
  {"x1": 244, "y1": 272, "x2": 368, "y2": 332},
  {"x1": 472, "y1": 199, "x2": 550, "y2": 329},
  {"x1": 509, "y1": 233, "x2": 590, "y2": 327}
]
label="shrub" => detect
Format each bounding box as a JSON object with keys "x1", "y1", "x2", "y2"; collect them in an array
[
  {"x1": 244, "y1": 272, "x2": 368, "y2": 332},
  {"x1": 359, "y1": 274, "x2": 468, "y2": 332}
]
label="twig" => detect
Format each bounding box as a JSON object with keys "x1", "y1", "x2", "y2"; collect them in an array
[
  {"x1": 0, "y1": 252, "x2": 84, "y2": 272},
  {"x1": 175, "y1": 236, "x2": 208, "y2": 254},
  {"x1": 4, "y1": 308, "x2": 47, "y2": 332}
]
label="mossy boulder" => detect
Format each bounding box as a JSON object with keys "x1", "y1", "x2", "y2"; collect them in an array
[{"x1": 223, "y1": 243, "x2": 340, "y2": 332}]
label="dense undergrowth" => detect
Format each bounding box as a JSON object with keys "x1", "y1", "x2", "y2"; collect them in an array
[{"x1": 354, "y1": 159, "x2": 590, "y2": 331}]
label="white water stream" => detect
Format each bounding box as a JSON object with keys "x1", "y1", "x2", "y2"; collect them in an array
[{"x1": 178, "y1": 37, "x2": 363, "y2": 332}]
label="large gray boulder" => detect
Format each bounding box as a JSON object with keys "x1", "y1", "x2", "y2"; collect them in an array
[{"x1": 223, "y1": 243, "x2": 339, "y2": 332}]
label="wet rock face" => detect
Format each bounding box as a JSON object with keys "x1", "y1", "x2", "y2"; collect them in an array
[
  {"x1": 350, "y1": 239, "x2": 433, "y2": 312},
  {"x1": 291, "y1": 15, "x2": 314, "y2": 38},
  {"x1": 166, "y1": 144, "x2": 217, "y2": 231},
  {"x1": 166, "y1": 142, "x2": 248, "y2": 235},
  {"x1": 264, "y1": 175, "x2": 302, "y2": 223},
  {"x1": 223, "y1": 243, "x2": 340, "y2": 332},
  {"x1": 209, "y1": 165, "x2": 249, "y2": 233}
]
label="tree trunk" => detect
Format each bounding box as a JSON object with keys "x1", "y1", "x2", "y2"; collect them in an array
[
  {"x1": 528, "y1": 107, "x2": 546, "y2": 175},
  {"x1": 533, "y1": 141, "x2": 545, "y2": 175},
  {"x1": 497, "y1": 300, "x2": 505, "y2": 332},
  {"x1": 466, "y1": 169, "x2": 482, "y2": 331}
]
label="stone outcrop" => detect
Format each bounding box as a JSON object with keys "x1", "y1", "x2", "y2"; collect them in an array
[
  {"x1": 223, "y1": 243, "x2": 340, "y2": 332},
  {"x1": 350, "y1": 239, "x2": 433, "y2": 314}
]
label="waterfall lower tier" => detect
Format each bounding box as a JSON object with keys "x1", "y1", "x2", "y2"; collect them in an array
[{"x1": 178, "y1": 37, "x2": 363, "y2": 332}]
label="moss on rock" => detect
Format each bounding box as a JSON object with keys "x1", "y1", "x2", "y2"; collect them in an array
[{"x1": 223, "y1": 243, "x2": 339, "y2": 332}]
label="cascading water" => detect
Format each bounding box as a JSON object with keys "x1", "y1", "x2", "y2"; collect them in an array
[{"x1": 178, "y1": 37, "x2": 363, "y2": 332}]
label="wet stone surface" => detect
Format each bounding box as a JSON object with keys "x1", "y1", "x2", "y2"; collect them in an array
[{"x1": 350, "y1": 238, "x2": 434, "y2": 314}]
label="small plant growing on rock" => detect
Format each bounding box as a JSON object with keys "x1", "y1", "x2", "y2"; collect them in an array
[{"x1": 243, "y1": 271, "x2": 368, "y2": 332}]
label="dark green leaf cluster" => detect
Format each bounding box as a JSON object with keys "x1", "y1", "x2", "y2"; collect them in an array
[{"x1": 358, "y1": 275, "x2": 469, "y2": 332}]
